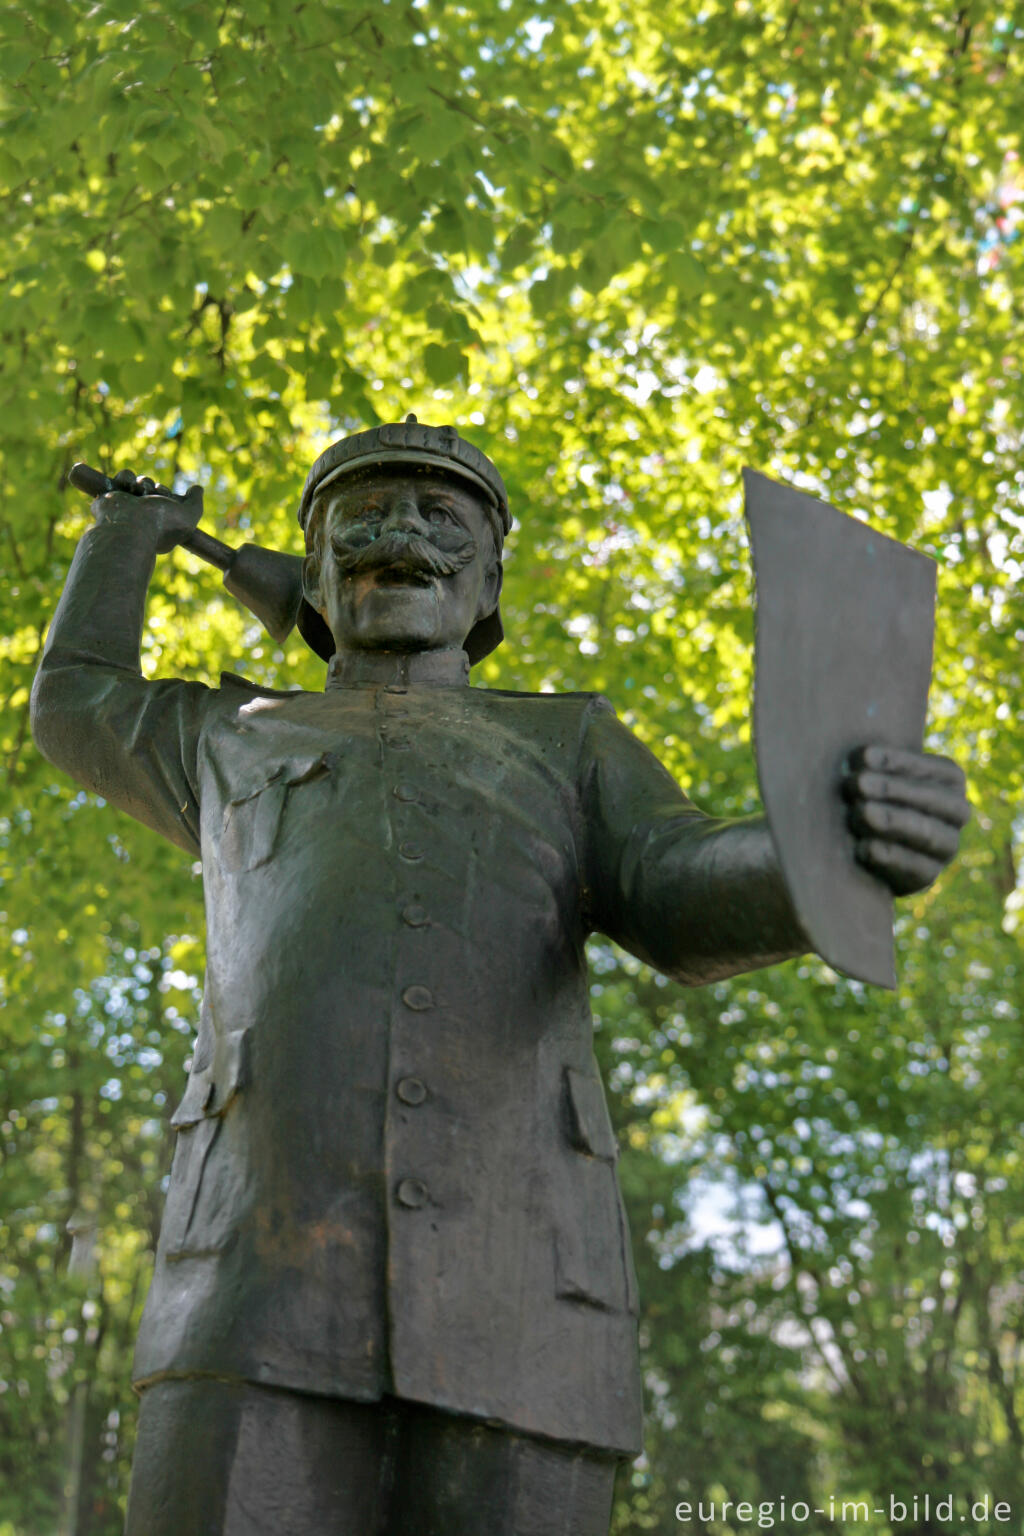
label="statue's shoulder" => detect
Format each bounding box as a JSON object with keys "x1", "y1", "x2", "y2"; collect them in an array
[
  {"x1": 205, "y1": 673, "x2": 314, "y2": 731},
  {"x1": 470, "y1": 688, "x2": 618, "y2": 760},
  {"x1": 217, "y1": 671, "x2": 305, "y2": 701},
  {"x1": 473, "y1": 686, "x2": 617, "y2": 719},
  {"x1": 473, "y1": 686, "x2": 610, "y2": 706}
]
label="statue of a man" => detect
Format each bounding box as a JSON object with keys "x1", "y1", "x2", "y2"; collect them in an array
[{"x1": 31, "y1": 419, "x2": 969, "y2": 1536}]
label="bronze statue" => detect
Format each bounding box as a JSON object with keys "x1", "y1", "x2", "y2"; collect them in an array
[{"x1": 31, "y1": 419, "x2": 969, "y2": 1535}]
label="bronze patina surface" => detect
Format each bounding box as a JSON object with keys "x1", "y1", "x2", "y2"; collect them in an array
[{"x1": 32, "y1": 421, "x2": 970, "y2": 1535}]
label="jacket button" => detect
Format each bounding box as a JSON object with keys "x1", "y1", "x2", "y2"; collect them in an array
[
  {"x1": 394, "y1": 784, "x2": 419, "y2": 803},
  {"x1": 396, "y1": 1077, "x2": 427, "y2": 1105},
  {"x1": 398, "y1": 841, "x2": 424, "y2": 861},
  {"x1": 402, "y1": 903, "x2": 428, "y2": 927},
  {"x1": 401, "y1": 985, "x2": 433, "y2": 1011},
  {"x1": 396, "y1": 1177, "x2": 428, "y2": 1208}
]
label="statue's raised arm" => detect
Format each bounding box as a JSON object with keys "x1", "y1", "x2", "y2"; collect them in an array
[{"x1": 30, "y1": 471, "x2": 208, "y2": 853}]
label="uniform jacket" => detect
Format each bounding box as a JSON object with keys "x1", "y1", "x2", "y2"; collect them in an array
[{"x1": 31, "y1": 514, "x2": 800, "y2": 1456}]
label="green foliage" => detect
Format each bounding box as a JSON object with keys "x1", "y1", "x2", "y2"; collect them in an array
[{"x1": 1, "y1": 1, "x2": 1022, "y2": 1530}]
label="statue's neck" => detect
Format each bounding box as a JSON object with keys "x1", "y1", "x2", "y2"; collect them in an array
[{"x1": 325, "y1": 647, "x2": 470, "y2": 691}]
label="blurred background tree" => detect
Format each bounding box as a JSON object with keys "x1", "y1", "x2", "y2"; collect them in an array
[{"x1": 1, "y1": 1, "x2": 1021, "y2": 1531}]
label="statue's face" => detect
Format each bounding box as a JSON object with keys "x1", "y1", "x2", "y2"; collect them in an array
[{"x1": 303, "y1": 467, "x2": 502, "y2": 653}]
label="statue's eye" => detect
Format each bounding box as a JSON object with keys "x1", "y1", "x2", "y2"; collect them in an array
[
  {"x1": 332, "y1": 502, "x2": 380, "y2": 525},
  {"x1": 424, "y1": 504, "x2": 454, "y2": 523}
]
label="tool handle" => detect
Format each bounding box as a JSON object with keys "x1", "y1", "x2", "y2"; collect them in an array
[
  {"x1": 67, "y1": 461, "x2": 236, "y2": 572},
  {"x1": 184, "y1": 527, "x2": 235, "y2": 572}
]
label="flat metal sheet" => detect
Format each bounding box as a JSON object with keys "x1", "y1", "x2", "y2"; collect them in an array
[{"x1": 743, "y1": 469, "x2": 936, "y2": 988}]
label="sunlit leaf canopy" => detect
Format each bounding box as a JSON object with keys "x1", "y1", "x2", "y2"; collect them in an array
[{"x1": 1, "y1": 0, "x2": 1022, "y2": 1528}]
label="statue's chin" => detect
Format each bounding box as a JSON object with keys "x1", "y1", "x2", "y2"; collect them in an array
[{"x1": 329, "y1": 579, "x2": 463, "y2": 652}]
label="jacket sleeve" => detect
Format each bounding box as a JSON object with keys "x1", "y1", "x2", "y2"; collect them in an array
[
  {"x1": 30, "y1": 508, "x2": 213, "y2": 857},
  {"x1": 578, "y1": 696, "x2": 810, "y2": 985}
]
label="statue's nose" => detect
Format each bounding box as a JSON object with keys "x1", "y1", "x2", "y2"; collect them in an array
[{"x1": 383, "y1": 496, "x2": 429, "y2": 534}]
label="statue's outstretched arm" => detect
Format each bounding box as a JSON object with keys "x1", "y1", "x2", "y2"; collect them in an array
[{"x1": 579, "y1": 700, "x2": 967, "y2": 986}]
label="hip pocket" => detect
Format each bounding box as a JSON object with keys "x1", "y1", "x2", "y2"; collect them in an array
[
  {"x1": 554, "y1": 1154, "x2": 639, "y2": 1315},
  {"x1": 161, "y1": 1106, "x2": 248, "y2": 1261}
]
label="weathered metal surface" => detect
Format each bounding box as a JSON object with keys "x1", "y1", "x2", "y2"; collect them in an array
[
  {"x1": 126, "y1": 1380, "x2": 618, "y2": 1535},
  {"x1": 31, "y1": 437, "x2": 969, "y2": 1530}
]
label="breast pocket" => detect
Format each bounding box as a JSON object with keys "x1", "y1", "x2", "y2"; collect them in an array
[
  {"x1": 553, "y1": 1068, "x2": 640, "y2": 1316},
  {"x1": 220, "y1": 753, "x2": 332, "y2": 873}
]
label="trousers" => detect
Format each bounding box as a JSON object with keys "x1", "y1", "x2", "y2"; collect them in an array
[{"x1": 125, "y1": 1380, "x2": 621, "y2": 1536}]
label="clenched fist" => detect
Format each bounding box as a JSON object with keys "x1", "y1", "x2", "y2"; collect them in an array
[{"x1": 95, "y1": 467, "x2": 204, "y2": 554}]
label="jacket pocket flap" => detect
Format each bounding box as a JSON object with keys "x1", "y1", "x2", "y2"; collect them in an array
[
  {"x1": 208, "y1": 1028, "x2": 249, "y2": 1114},
  {"x1": 283, "y1": 753, "x2": 332, "y2": 786},
  {"x1": 564, "y1": 1067, "x2": 618, "y2": 1162},
  {"x1": 170, "y1": 1029, "x2": 249, "y2": 1127},
  {"x1": 170, "y1": 1067, "x2": 215, "y2": 1129}
]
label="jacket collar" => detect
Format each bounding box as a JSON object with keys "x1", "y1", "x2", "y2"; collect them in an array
[{"x1": 326, "y1": 647, "x2": 470, "y2": 690}]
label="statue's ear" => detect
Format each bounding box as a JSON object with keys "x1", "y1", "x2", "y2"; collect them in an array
[{"x1": 301, "y1": 552, "x2": 324, "y2": 615}]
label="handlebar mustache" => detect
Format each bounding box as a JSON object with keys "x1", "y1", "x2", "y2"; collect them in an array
[{"x1": 330, "y1": 528, "x2": 478, "y2": 579}]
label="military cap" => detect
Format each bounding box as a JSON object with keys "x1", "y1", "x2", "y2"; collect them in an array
[
  {"x1": 294, "y1": 415, "x2": 510, "y2": 669},
  {"x1": 298, "y1": 415, "x2": 511, "y2": 535}
]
